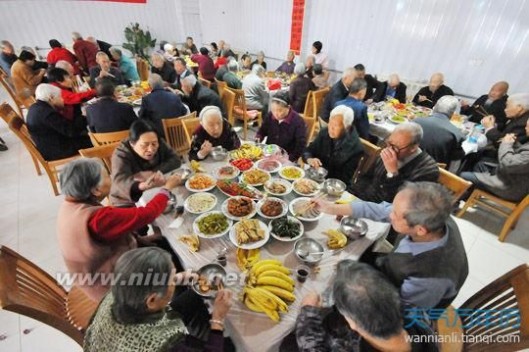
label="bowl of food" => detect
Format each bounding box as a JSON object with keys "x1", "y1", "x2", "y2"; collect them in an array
[
  {"x1": 305, "y1": 167, "x2": 328, "y2": 183},
  {"x1": 323, "y1": 178, "x2": 346, "y2": 197},
  {"x1": 221, "y1": 196, "x2": 257, "y2": 220},
  {"x1": 279, "y1": 166, "x2": 305, "y2": 181},
  {"x1": 289, "y1": 197, "x2": 323, "y2": 222},
  {"x1": 211, "y1": 146, "x2": 228, "y2": 161},
  {"x1": 185, "y1": 173, "x2": 216, "y2": 192},
  {"x1": 257, "y1": 197, "x2": 288, "y2": 219},
  {"x1": 241, "y1": 169, "x2": 271, "y2": 186},
  {"x1": 340, "y1": 217, "x2": 368, "y2": 240},
  {"x1": 263, "y1": 178, "x2": 292, "y2": 196},
  {"x1": 294, "y1": 238, "x2": 324, "y2": 264},
  {"x1": 193, "y1": 211, "x2": 232, "y2": 238},
  {"x1": 217, "y1": 179, "x2": 263, "y2": 200},
  {"x1": 192, "y1": 263, "x2": 226, "y2": 298},
  {"x1": 215, "y1": 165, "x2": 240, "y2": 179},
  {"x1": 269, "y1": 216, "x2": 304, "y2": 242},
  {"x1": 261, "y1": 144, "x2": 280, "y2": 157},
  {"x1": 293, "y1": 178, "x2": 321, "y2": 197},
  {"x1": 229, "y1": 219, "x2": 270, "y2": 249},
  {"x1": 184, "y1": 192, "x2": 217, "y2": 214},
  {"x1": 230, "y1": 158, "x2": 254, "y2": 172},
  {"x1": 256, "y1": 159, "x2": 282, "y2": 173}
]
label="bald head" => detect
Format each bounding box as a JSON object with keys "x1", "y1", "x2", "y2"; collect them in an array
[
  {"x1": 488, "y1": 81, "x2": 509, "y2": 101},
  {"x1": 429, "y1": 73, "x2": 444, "y2": 92},
  {"x1": 388, "y1": 74, "x2": 400, "y2": 88}
]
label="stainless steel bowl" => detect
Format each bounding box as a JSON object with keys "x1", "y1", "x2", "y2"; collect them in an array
[
  {"x1": 294, "y1": 238, "x2": 324, "y2": 264},
  {"x1": 340, "y1": 217, "x2": 368, "y2": 240},
  {"x1": 163, "y1": 193, "x2": 177, "y2": 214},
  {"x1": 211, "y1": 146, "x2": 228, "y2": 161},
  {"x1": 323, "y1": 178, "x2": 346, "y2": 196},
  {"x1": 192, "y1": 263, "x2": 227, "y2": 298},
  {"x1": 306, "y1": 167, "x2": 328, "y2": 183},
  {"x1": 262, "y1": 144, "x2": 280, "y2": 157}
]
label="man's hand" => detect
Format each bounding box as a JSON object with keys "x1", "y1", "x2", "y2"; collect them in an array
[
  {"x1": 501, "y1": 133, "x2": 516, "y2": 144},
  {"x1": 200, "y1": 140, "x2": 213, "y2": 156},
  {"x1": 380, "y1": 147, "x2": 399, "y2": 174},
  {"x1": 301, "y1": 292, "x2": 321, "y2": 307},
  {"x1": 307, "y1": 158, "x2": 322, "y2": 169},
  {"x1": 481, "y1": 115, "x2": 495, "y2": 129},
  {"x1": 417, "y1": 95, "x2": 428, "y2": 103}
]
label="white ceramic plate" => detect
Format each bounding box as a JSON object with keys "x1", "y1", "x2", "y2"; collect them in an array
[
  {"x1": 185, "y1": 173, "x2": 216, "y2": 193},
  {"x1": 215, "y1": 165, "x2": 240, "y2": 180},
  {"x1": 184, "y1": 192, "x2": 217, "y2": 214},
  {"x1": 263, "y1": 178, "x2": 292, "y2": 197},
  {"x1": 221, "y1": 196, "x2": 257, "y2": 221},
  {"x1": 388, "y1": 115, "x2": 408, "y2": 124},
  {"x1": 269, "y1": 216, "x2": 304, "y2": 242},
  {"x1": 216, "y1": 179, "x2": 264, "y2": 200},
  {"x1": 278, "y1": 166, "x2": 305, "y2": 181},
  {"x1": 255, "y1": 159, "x2": 282, "y2": 173},
  {"x1": 229, "y1": 219, "x2": 270, "y2": 249},
  {"x1": 292, "y1": 178, "x2": 322, "y2": 197},
  {"x1": 241, "y1": 169, "x2": 271, "y2": 187},
  {"x1": 192, "y1": 211, "x2": 232, "y2": 239},
  {"x1": 289, "y1": 197, "x2": 324, "y2": 222},
  {"x1": 256, "y1": 197, "x2": 288, "y2": 220}
]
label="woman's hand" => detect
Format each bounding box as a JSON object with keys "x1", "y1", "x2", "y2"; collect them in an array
[
  {"x1": 139, "y1": 171, "x2": 165, "y2": 191},
  {"x1": 307, "y1": 158, "x2": 322, "y2": 168},
  {"x1": 481, "y1": 115, "x2": 495, "y2": 129},
  {"x1": 164, "y1": 173, "x2": 183, "y2": 189},
  {"x1": 211, "y1": 289, "x2": 233, "y2": 321}
]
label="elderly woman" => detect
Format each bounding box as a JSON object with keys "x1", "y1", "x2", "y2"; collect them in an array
[
  {"x1": 256, "y1": 91, "x2": 306, "y2": 162},
  {"x1": 189, "y1": 106, "x2": 241, "y2": 161},
  {"x1": 110, "y1": 119, "x2": 183, "y2": 206},
  {"x1": 84, "y1": 247, "x2": 233, "y2": 351},
  {"x1": 289, "y1": 63, "x2": 316, "y2": 113},
  {"x1": 303, "y1": 105, "x2": 363, "y2": 186},
  {"x1": 151, "y1": 52, "x2": 177, "y2": 84},
  {"x1": 46, "y1": 39, "x2": 81, "y2": 75},
  {"x1": 276, "y1": 50, "x2": 296, "y2": 75},
  {"x1": 482, "y1": 93, "x2": 529, "y2": 146},
  {"x1": 251, "y1": 51, "x2": 267, "y2": 70},
  {"x1": 10, "y1": 50, "x2": 46, "y2": 99},
  {"x1": 191, "y1": 47, "x2": 216, "y2": 81},
  {"x1": 242, "y1": 64, "x2": 269, "y2": 112},
  {"x1": 57, "y1": 159, "x2": 182, "y2": 302},
  {"x1": 109, "y1": 46, "x2": 140, "y2": 83},
  {"x1": 26, "y1": 83, "x2": 91, "y2": 161}
]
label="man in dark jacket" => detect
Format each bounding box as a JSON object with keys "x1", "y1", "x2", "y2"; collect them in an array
[
  {"x1": 461, "y1": 81, "x2": 509, "y2": 128},
  {"x1": 412, "y1": 73, "x2": 453, "y2": 108},
  {"x1": 86, "y1": 77, "x2": 137, "y2": 132},
  {"x1": 138, "y1": 73, "x2": 188, "y2": 136},
  {"x1": 289, "y1": 63, "x2": 315, "y2": 113},
  {"x1": 89, "y1": 52, "x2": 125, "y2": 88},
  {"x1": 172, "y1": 57, "x2": 193, "y2": 91},
  {"x1": 181, "y1": 74, "x2": 223, "y2": 115},
  {"x1": 27, "y1": 84, "x2": 91, "y2": 160},
  {"x1": 374, "y1": 74, "x2": 407, "y2": 103},
  {"x1": 222, "y1": 60, "x2": 242, "y2": 89},
  {"x1": 354, "y1": 63, "x2": 382, "y2": 103},
  {"x1": 320, "y1": 67, "x2": 356, "y2": 122}
]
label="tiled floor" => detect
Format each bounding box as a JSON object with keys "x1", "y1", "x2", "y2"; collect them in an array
[{"x1": 0, "y1": 108, "x2": 528, "y2": 351}]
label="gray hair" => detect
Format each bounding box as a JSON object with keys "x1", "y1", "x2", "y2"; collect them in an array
[
  {"x1": 59, "y1": 158, "x2": 103, "y2": 201},
  {"x1": 257, "y1": 50, "x2": 265, "y2": 57},
  {"x1": 96, "y1": 51, "x2": 109, "y2": 61},
  {"x1": 400, "y1": 181, "x2": 452, "y2": 233},
  {"x1": 1, "y1": 40, "x2": 12, "y2": 49},
  {"x1": 251, "y1": 64, "x2": 265, "y2": 76},
  {"x1": 342, "y1": 67, "x2": 356, "y2": 80},
  {"x1": 72, "y1": 31, "x2": 82, "y2": 40},
  {"x1": 433, "y1": 95, "x2": 458, "y2": 117},
  {"x1": 330, "y1": 105, "x2": 354, "y2": 129},
  {"x1": 111, "y1": 247, "x2": 173, "y2": 324},
  {"x1": 227, "y1": 59, "x2": 239, "y2": 72},
  {"x1": 293, "y1": 63, "x2": 306, "y2": 76},
  {"x1": 333, "y1": 260, "x2": 402, "y2": 339},
  {"x1": 393, "y1": 122, "x2": 423, "y2": 145},
  {"x1": 508, "y1": 93, "x2": 529, "y2": 111},
  {"x1": 35, "y1": 83, "x2": 61, "y2": 102},
  {"x1": 55, "y1": 60, "x2": 74, "y2": 73},
  {"x1": 349, "y1": 78, "x2": 367, "y2": 94},
  {"x1": 199, "y1": 106, "x2": 223, "y2": 124},
  {"x1": 182, "y1": 74, "x2": 197, "y2": 87},
  {"x1": 109, "y1": 46, "x2": 122, "y2": 57},
  {"x1": 148, "y1": 73, "x2": 164, "y2": 90},
  {"x1": 151, "y1": 51, "x2": 164, "y2": 61}
]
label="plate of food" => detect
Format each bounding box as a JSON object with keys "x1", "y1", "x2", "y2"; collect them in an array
[
  {"x1": 388, "y1": 115, "x2": 408, "y2": 124},
  {"x1": 215, "y1": 165, "x2": 240, "y2": 180},
  {"x1": 289, "y1": 197, "x2": 324, "y2": 222},
  {"x1": 269, "y1": 216, "x2": 304, "y2": 242},
  {"x1": 221, "y1": 196, "x2": 257, "y2": 220},
  {"x1": 230, "y1": 158, "x2": 254, "y2": 172},
  {"x1": 193, "y1": 211, "x2": 232, "y2": 239},
  {"x1": 217, "y1": 179, "x2": 264, "y2": 200},
  {"x1": 293, "y1": 178, "x2": 321, "y2": 197},
  {"x1": 229, "y1": 144, "x2": 263, "y2": 161},
  {"x1": 241, "y1": 169, "x2": 271, "y2": 186},
  {"x1": 229, "y1": 219, "x2": 270, "y2": 249},
  {"x1": 255, "y1": 159, "x2": 282, "y2": 173},
  {"x1": 256, "y1": 197, "x2": 288, "y2": 219},
  {"x1": 185, "y1": 173, "x2": 216, "y2": 192},
  {"x1": 279, "y1": 166, "x2": 305, "y2": 181},
  {"x1": 263, "y1": 178, "x2": 292, "y2": 196},
  {"x1": 184, "y1": 192, "x2": 217, "y2": 214},
  {"x1": 192, "y1": 263, "x2": 226, "y2": 298}
]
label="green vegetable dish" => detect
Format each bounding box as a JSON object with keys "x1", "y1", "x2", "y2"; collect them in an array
[
  {"x1": 271, "y1": 217, "x2": 301, "y2": 239},
  {"x1": 197, "y1": 213, "x2": 229, "y2": 235}
]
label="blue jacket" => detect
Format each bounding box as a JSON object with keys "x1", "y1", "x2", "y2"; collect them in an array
[
  {"x1": 138, "y1": 88, "x2": 188, "y2": 136},
  {"x1": 335, "y1": 96, "x2": 370, "y2": 139}
]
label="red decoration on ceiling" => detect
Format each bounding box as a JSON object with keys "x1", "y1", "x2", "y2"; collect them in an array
[
  {"x1": 84, "y1": 0, "x2": 147, "y2": 3},
  {"x1": 289, "y1": 0, "x2": 305, "y2": 54}
]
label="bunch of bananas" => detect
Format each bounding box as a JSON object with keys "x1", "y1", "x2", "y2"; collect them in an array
[
  {"x1": 179, "y1": 234, "x2": 200, "y2": 252},
  {"x1": 190, "y1": 160, "x2": 205, "y2": 173},
  {"x1": 243, "y1": 259, "x2": 296, "y2": 322},
  {"x1": 229, "y1": 144, "x2": 263, "y2": 161},
  {"x1": 324, "y1": 229, "x2": 347, "y2": 249},
  {"x1": 236, "y1": 248, "x2": 260, "y2": 271}
]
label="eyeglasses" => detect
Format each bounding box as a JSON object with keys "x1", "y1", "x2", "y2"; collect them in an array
[{"x1": 384, "y1": 139, "x2": 413, "y2": 153}]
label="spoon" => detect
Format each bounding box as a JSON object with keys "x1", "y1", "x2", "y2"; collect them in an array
[{"x1": 296, "y1": 248, "x2": 341, "y2": 259}]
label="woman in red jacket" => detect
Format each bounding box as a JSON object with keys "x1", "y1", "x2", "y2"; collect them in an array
[
  {"x1": 46, "y1": 39, "x2": 81, "y2": 75},
  {"x1": 48, "y1": 67, "x2": 96, "y2": 120}
]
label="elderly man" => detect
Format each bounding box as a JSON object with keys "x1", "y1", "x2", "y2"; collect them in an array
[
  {"x1": 289, "y1": 63, "x2": 315, "y2": 113},
  {"x1": 151, "y1": 52, "x2": 176, "y2": 84},
  {"x1": 335, "y1": 78, "x2": 370, "y2": 139},
  {"x1": 182, "y1": 36, "x2": 198, "y2": 55},
  {"x1": 315, "y1": 182, "x2": 469, "y2": 309},
  {"x1": 320, "y1": 67, "x2": 357, "y2": 122},
  {"x1": 10, "y1": 50, "x2": 46, "y2": 100},
  {"x1": 191, "y1": 47, "x2": 216, "y2": 81},
  {"x1": 72, "y1": 31, "x2": 98, "y2": 73},
  {"x1": 351, "y1": 123, "x2": 439, "y2": 203},
  {"x1": 86, "y1": 36, "x2": 113, "y2": 58},
  {"x1": 189, "y1": 106, "x2": 241, "y2": 161},
  {"x1": 86, "y1": 77, "x2": 137, "y2": 133},
  {"x1": 242, "y1": 64, "x2": 269, "y2": 112},
  {"x1": 89, "y1": 52, "x2": 125, "y2": 88},
  {"x1": 172, "y1": 57, "x2": 193, "y2": 90},
  {"x1": 414, "y1": 95, "x2": 465, "y2": 166},
  {"x1": 26, "y1": 84, "x2": 91, "y2": 160},
  {"x1": 461, "y1": 81, "x2": 509, "y2": 128},
  {"x1": 375, "y1": 74, "x2": 407, "y2": 103},
  {"x1": 413, "y1": 72, "x2": 454, "y2": 108},
  {"x1": 276, "y1": 50, "x2": 296, "y2": 75},
  {"x1": 181, "y1": 74, "x2": 223, "y2": 115},
  {"x1": 354, "y1": 63, "x2": 382, "y2": 103},
  {"x1": 109, "y1": 47, "x2": 139, "y2": 83},
  {"x1": 138, "y1": 74, "x2": 188, "y2": 136},
  {"x1": 0, "y1": 40, "x2": 17, "y2": 76},
  {"x1": 222, "y1": 60, "x2": 242, "y2": 89},
  {"x1": 303, "y1": 105, "x2": 364, "y2": 186}
]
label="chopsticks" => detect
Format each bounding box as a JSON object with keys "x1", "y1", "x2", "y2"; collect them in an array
[
  {"x1": 295, "y1": 192, "x2": 326, "y2": 217},
  {"x1": 475, "y1": 105, "x2": 489, "y2": 117}
]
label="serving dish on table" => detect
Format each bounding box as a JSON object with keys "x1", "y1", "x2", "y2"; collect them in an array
[
  {"x1": 263, "y1": 178, "x2": 292, "y2": 196},
  {"x1": 221, "y1": 196, "x2": 257, "y2": 221},
  {"x1": 183, "y1": 192, "x2": 217, "y2": 214},
  {"x1": 293, "y1": 178, "x2": 321, "y2": 197},
  {"x1": 241, "y1": 169, "x2": 271, "y2": 186},
  {"x1": 229, "y1": 219, "x2": 270, "y2": 249},
  {"x1": 256, "y1": 158, "x2": 282, "y2": 173},
  {"x1": 289, "y1": 197, "x2": 324, "y2": 222},
  {"x1": 185, "y1": 173, "x2": 216, "y2": 192},
  {"x1": 256, "y1": 197, "x2": 288, "y2": 219},
  {"x1": 193, "y1": 211, "x2": 232, "y2": 239},
  {"x1": 216, "y1": 179, "x2": 264, "y2": 200},
  {"x1": 269, "y1": 216, "x2": 304, "y2": 242},
  {"x1": 279, "y1": 166, "x2": 305, "y2": 181},
  {"x1": 215, "y1": 165, "x2": 240, "y2": 180}
]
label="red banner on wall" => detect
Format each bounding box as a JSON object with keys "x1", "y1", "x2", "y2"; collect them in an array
[
  {"x1": 82, "y1": 0, "x2": 147, "y2": 3},
  {"x1": 289, "y1": 0, "x2": 305, "y2": 54}
]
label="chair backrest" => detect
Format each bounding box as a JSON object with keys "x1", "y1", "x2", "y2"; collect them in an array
[
  {"x1": 89, "y1": 130, "x2": 130, "y2": 147},
  {"x1": 136, "y1": 58, "x2": 149, "y2": 81},
  {"x1": 162, "y1": 112, "x2": 197, "y2": 155},
  {"x1": 438, "y1": 167, "x2": 472, "y2": 205},
  {"x1": 0, "y1": 101, "x2": 19, "y2": 126},
  {"x1": 312, "y1": 87, "x2": 330, "y2": 119},
  {"x1": 0, "y1": 75, "x2": 25, "y2": 117},
  {"x1": 353, "y1": 138, "x2": 382, "y2": 184},
  {"x1": 198, "y1": 77, "x2": 212, "y2": 89},
  {"x1": 0, "y1": 246, "x2": 95, "y2": 346},
  {"x1": 303, "y1": 91, "x2": 315, "y2": 118},
  {"x1": 182, "y1": 117, "x2": 201, "y2": 150},
  {"x1": 78, "y1": 142, "x2": 120, "y2": 174},
  {"x1": 222, "y1": 88, "x2": 236, "y2": 126},
  {"x1": 302, "y1": 116, "x2": 316, "y2": 146},
  {"x1": 0, "y1": 66, "x2": 7, "y2": 78},
  {"x1": 215, "y1": 79, "x2": 228, "y2": 99}
]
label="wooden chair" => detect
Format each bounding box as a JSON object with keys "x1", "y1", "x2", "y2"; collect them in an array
[
  {"x1": 78, "y1": 142, "x2": 120, "y2": 174},
  {"x1": 0, "y1": 75, "x2": 25, "y2": 117},
  {"x1": 0, "y1": 246, "x2": 98, "y2": 346},
  {"x1": 8, "y1": 116, "x2": 78, "y2": 196},
  {"x1": 437, "y1": 162, "x2": 448, "y2": 170},
  {"x1": 0, "y1": 102, "x2": 42, "y2": 175},
  {"x1": 162, "y1": 112, "x2": 197, "y2": 156},
  {"x1": 311, "y1": 87, "x2": 330, "y2": 135},
  {"x1": 221, "y1": 88, "x2": 236, "y2": 126},
  {"x1": 436, "y1": 264, "x2": 529, "y2": 352},
  {"x1": 438, "y1": 168, "x2": 472, "y2": 205},
  {"x1": 88, "y1": 129, "x2": 129, "y2": 147},
  {"x1": 352, "y1": 138, "x2": 382, "y2": 184},
  {"x1": 182, "y1": 117, "x2": 201, "y2": 150},
  {"x1": 229, "y1": 87, "x2": 262, "y2": 140},
  {"x1": 302, "y1": 91, "x2": 315, "y2": 118},
  {"x1": 215, "y1": 79, "x2": 228, "y2": 99},
  {"x1": 457, "y1": 190, "x2": 529, "y2": 242},
  {"x1": 0, "y1": 66, "x2": 7, "y2": 78},
  {"x1": 136, "y1": 58, "x2": 149, "y2": 81},
  {"x1": 302, "y1": 116, "x2": 316, "y2": 146},
  {"x1": 198, "y1": 77, "x2": 212, "y2": 89}
]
